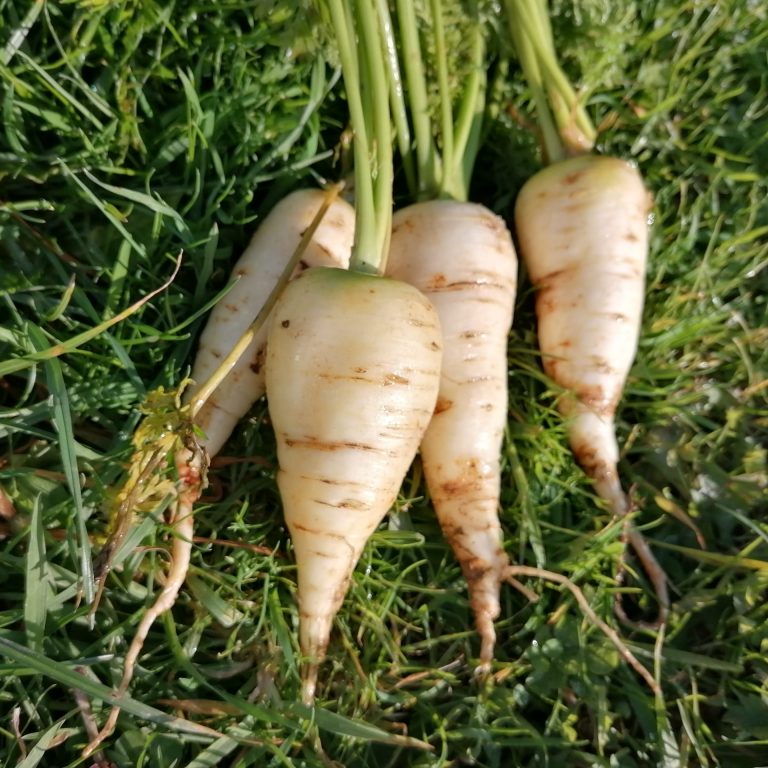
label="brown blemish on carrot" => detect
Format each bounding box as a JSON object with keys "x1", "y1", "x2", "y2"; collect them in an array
[
  {"x1": 424, "y1": 273, "x2": 447, "y2": 290},
  {"x1": 589, "y1": 355, "x2": 616, "y2": 375},
  {"x1": 284, "y1": 437, "x2": 386, "y2": 453},
  {"x1": 281, "y1": 320, "x2": 290, "y2": 328},
  {"x1": 538, "y1": 262, "x2": 580, "y2": 286},
  {"x1": 384, "y1": 373, "x2": 410, "y2": 386},
  {"x1": 571, "y1": 441, "x2": 615, "y2": 482},
  {"x1": 250, "y1": 344, "x2": 266, "y2": 375},
  {"x1": 561, "y1": 171, "x2": 585, "y2": 185},
  {"x1": 434, "y1": 397, "x2": 453, "y2": 414}
]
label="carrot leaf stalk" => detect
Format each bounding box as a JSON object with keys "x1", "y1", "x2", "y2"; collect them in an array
[{"x1": 503, "y1": 0, "x2": 596, "y2": 160}]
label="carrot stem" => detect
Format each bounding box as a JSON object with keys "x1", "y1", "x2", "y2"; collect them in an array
[
  {"x1": 447, "y1": 9, "x2": 486, "y2": 202},
  {"x1": 375, "y1": 0, "x2": 417, "y2": 195},
  {"x1": 328, "y1": 0, "x2": 393, "y2": 274},
  {"x1": 395, "y1": 0, "x2": 439, "y2": 199},
  {"x1": 503, "y1": 0, "x2": 564, "y2": 163},
  {"x1": 430, "y1": 0, "x2": 454, "y2": 193},
  {"x1": 504, "y1": 0, "x2": 597, "y2": 160},
  {"x1": 385, "y1": 0, "x2": 488, "y2": 202}
]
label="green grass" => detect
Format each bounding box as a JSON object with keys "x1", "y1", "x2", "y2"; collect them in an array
[{"x1": 1, "y1": 0, "x2": 767, "y2": 766}]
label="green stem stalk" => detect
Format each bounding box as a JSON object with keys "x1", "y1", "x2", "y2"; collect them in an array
[
  {"x1": 357, "y1": 0, "x2": 394, "y2": 268},
  {"x1": 376, "y1": 0, "x2": 417, "y2": 195},
  {"x1": 442, "y1": 5, "x2": 486, "y2": 201},
  {"x1": 430, "y1": 0, "x2": 454, "y2": 194},
  {"x1": 384, "y1": 0, "x2": 488, "y2": 202},
  {"x1": 328, "y1": 0, "x2": 393, "y2": 274},
  {"x1": 504, "y1": 0, "x2": 565, "y2": 163},
  {"x1": 505, "y1": 0, "x2": 597, "y2": 161},
  {"x1": 327, "y1": 0, "x2": 377, "y2": 272},
  {"x1": 395, "y1": 0, "x2": 439, "y2": 199}
]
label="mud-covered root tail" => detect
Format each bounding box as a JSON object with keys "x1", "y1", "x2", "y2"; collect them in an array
[{"x1": 456, "y1": 549, "x2": 510, "y2": 674}]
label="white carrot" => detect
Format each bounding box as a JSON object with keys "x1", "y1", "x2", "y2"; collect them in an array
[
  {"x1": 505, "y1": 0, "x2": 669, "y2": 624},
  {"x1": 266, "y1": 267, "x2": 441, "y2": 702},
  {"x1": 382, "y1": 1, "x2": 521, "y2": 666},
  {"x1": 515, "y1": 154, "x2": 649, "y2": 511},
  {"x1": 386, "y1": 200, "x2": 518, "y2": 667},
  {"x1": 186, "y1": 189, "x2": 355, "y2": 457},
  {"x1": 263, "y1": 0, "x2": 443, "y2": 703}
]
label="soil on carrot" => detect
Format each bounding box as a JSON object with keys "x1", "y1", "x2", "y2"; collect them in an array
[{"x1": 1, "y1": 1, "x2": 766, "y2": 766}]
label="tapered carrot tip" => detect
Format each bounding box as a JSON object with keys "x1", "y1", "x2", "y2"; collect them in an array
[
  {"x1": 474, "y1": 605, "x2": 497, "y2": 676},
  {"x1": 566, "y1": 405, "x2": 626, "y2": 517},
  {"x1": 463, "y1": 555, "x2": 510, "y2": 671},
  {"x1": 299, "y1": 613, "x2": 333, "y2": 704},
  {"x1": 301, "y1": 663, "x2": 320, "y2": 706},
  {"x1": 567, "y1": 403, "x2": 670, "y2": 626}
]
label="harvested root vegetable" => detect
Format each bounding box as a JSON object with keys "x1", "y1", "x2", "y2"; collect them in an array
[
  {"x1": 387, "y1": 200, "x2": 518, "y2": 667},
  {"x1": 266, "y1": 267, "x2": 442, "y2": 702},
  {"x1": 380, "y1": 0, "x2": 524, "y2": 665},
  {"x1": 186, "y1": 189, "x2": 355, "y2": 457},
  {"x1": 514, "y1": 155, "x2": 668, "y2": 623},
  {"x1": 505, "y1": 0, "x2": 669, "y2": 625},
  {"x1": 514, "y1": 155, "x2": 649, "y2": 514},
  {"x1": 263, "y1": 0, "x2": 442, "y2": 703}
]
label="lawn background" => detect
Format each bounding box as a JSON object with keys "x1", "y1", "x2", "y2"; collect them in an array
[{"x1": 0, "y1": 1, "x2": 766, "y2": 766}]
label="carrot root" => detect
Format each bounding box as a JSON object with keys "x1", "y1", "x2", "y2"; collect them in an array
[
  {"x1": 82, "y1": 446, "x2": 204, "y2": 758},
  {"x1": 504, "y1": 565, "x2": 659, "y2": 696}
]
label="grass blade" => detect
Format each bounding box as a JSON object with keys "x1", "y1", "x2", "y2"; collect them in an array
[
  {"x1": 16, "y1": 719, "x2": 66, "y2": 768},
  {"x1": 0, "y1": 252, "x2": 182, "y2": 377},
  {"x1": 181, "y1": 735, "x2": 241, "y2": 768},
  {"x1": 27, "y1": 323, "x2": 94, "y2": 606},
  {"x1": 0, "y1": 637, "x2": 223, "y2": 742},
  {"x1": 24, "y1": 494, "x2": 48, "y2": 652},
  {"x1": 653, "y1": 540, "x2": 768, "y2": 571},
  {"x1": 290, "y1": 704, "x2": 434, "y2": 751},
  {"x1": 1, "y1": 0, "x2": 45, "y2": 66}
]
